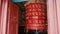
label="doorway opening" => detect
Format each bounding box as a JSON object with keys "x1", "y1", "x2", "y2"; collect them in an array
[{"x1": 9, "y1": 0, "x2": 47, "y2": 34}]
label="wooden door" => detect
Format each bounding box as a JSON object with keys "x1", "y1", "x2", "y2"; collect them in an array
[{"x1": 7, "y1": 2, "x2": 19, "y2": 34}]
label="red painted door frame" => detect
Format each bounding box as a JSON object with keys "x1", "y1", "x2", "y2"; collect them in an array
[{"x1": 0, "y1": 0, "x2": 19, "y2": 34}]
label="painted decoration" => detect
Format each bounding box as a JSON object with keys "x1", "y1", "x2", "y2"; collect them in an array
[
  {"x1": 12, "y1": 0, "x2": 28, "y2": 2},
  {"x1": 26, "y1": 3, "x2": 47, "y2": 30}
]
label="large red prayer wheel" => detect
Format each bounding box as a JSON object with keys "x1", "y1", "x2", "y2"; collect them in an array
[{"x1": 25, "y1": 2, "x2": 47, "y2": 31}]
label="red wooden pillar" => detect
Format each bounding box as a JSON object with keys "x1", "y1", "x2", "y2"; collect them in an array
[
  {"x1": 1, "y1": 0, "x2": 8, "y2": 34},
  {"x1": 7, "y1": 2, "x2": 19, "y2": 34},
  {"x1": 47, "y1": 0, "x2": 58, "y2": 34},
  {"x1": 56, "y1": 0, "x2": 60, "y2": 34},
  {"x1": 0, "y1": 0, "x2": 2, "y2": 34}
]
